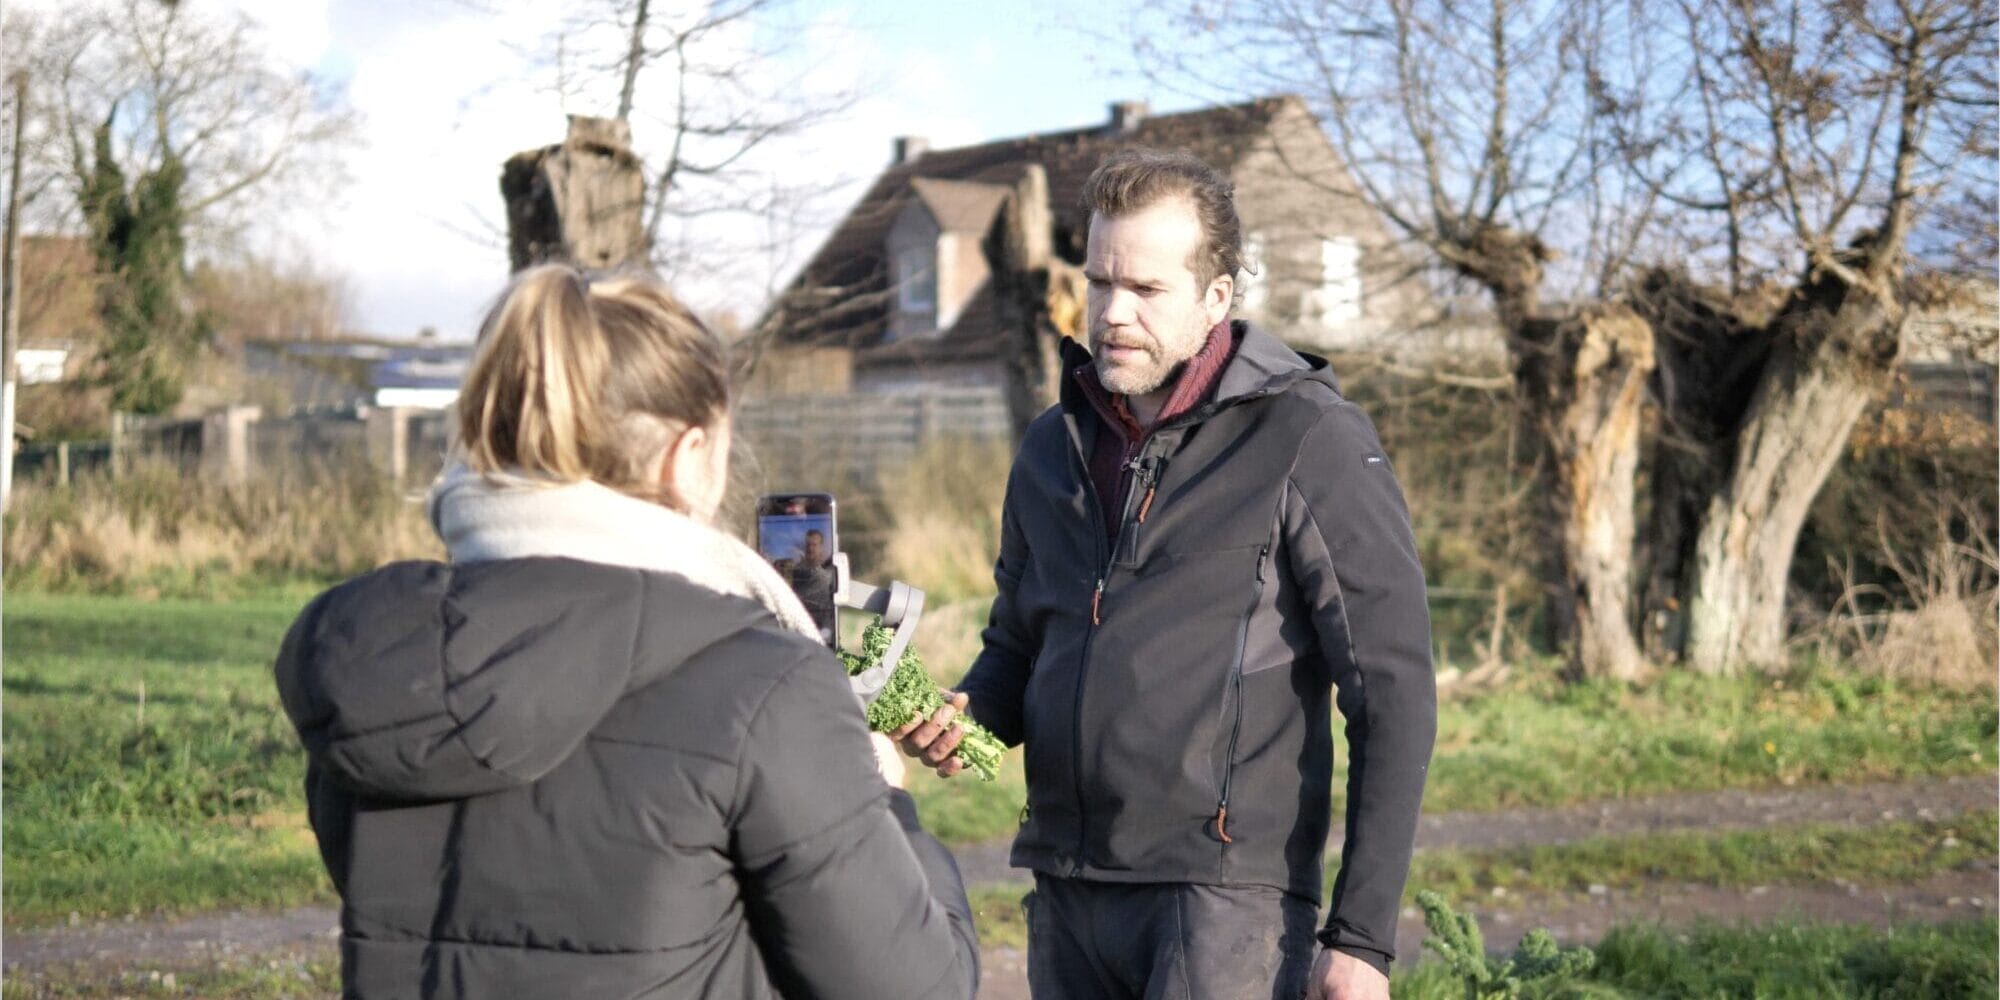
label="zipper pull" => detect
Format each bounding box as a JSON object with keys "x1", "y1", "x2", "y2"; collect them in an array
[
  {"x1": 1091, "y1": 578, "x2": 1104, "y2": 626},
  {"x1": 1133, "y1": 455, "x2": 1163, "y2": 524}
]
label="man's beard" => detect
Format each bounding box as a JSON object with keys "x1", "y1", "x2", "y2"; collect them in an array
[{"x1": 1093, "y1": 330, "x2": 1203, "y2": 397}]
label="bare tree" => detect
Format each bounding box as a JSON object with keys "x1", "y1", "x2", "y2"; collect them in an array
[
  {"x1": 1630, "y1": 0, "x2": 1997, "y2": 673},
  {"x1": 1130, "y1": 0, "x2": 1993, "y2": 677},
  {"x1": 525, "y1": 0, "x2": 859, "y2": 294},
  {"x1": 5, "y1": 0, "x2": 354, "y2": 412},
  {"x1": 191, "y1": 252, "x2": 355, "y2": 346},
  {"x1": 1130, "y1": 0, "x2": 1665, "y2": 679},
  {"x1": 31, "y1": 0, "x2": 354, "y2": 248}
]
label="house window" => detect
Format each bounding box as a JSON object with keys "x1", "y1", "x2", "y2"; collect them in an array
[
  {"x1": 895, "y1": 244, "x2": 935, "y2": 315},
  {"x1": 1316, "y1": 236, "x2": 1362, "y2": 325},
  {"x1": 16, "y1": 348, "x2": 69, "y2": 385},
  {"x1": 1239, "y1": 232, "x2": 1268, "y2": 314}
]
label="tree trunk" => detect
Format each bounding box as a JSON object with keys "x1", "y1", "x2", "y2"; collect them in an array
[
  {"x1": 501, "y1": 116, "x2": 648, "y2": 274},
  {"x1": 985, "y1": 164, "x2": 1081, "y2": 440},
  {"x1": 1632, "y1": 269, "x2": 1778, "y2": 661},
  {"x1": 1683, "y1": 281, "x2": 1901, "y2": 674},
  {"x1": 1513, "y1": 305, "x2": 1655, "y2": 681}
]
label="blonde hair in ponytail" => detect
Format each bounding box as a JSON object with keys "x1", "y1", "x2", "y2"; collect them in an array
[{"x1": 457, "y1": 265, "x2": 731, "y2": 506}]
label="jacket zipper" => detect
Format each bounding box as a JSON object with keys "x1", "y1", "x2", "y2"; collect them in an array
[
  {"x1": 1213, "y1": 542, "x2": 1271, "y2": 846},
  {"x1": 1069, "y1": 441, "x2": 1168, "y2": 870},
  {"x1": 1067, "y1": 440, "x2": 1111, "y2": 878}
]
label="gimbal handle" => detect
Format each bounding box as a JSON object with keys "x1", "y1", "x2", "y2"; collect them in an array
[{"x1": 832, "y1": 552, "x2": 926, "y2": 705}]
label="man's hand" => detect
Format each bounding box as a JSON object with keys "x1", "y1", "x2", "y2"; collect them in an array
[
  {"x1": 1307, "y1": 948, "x2": 1389, "y2": 1000},
  {"x1": 886, "y1": 690, "x2": 970, "y2": 778}
]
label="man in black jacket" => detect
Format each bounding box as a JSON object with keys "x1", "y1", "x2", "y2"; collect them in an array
[{"x1": 897, "y1": 149, "x2": 1436, "y2": 999}]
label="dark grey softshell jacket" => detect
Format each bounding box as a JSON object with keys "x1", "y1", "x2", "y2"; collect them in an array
[
  {"x1": 275, "y1": 557, "x2": 978, "y2": 999},
  {"x1": 956, "y1": 321, "x2": 1437, "y2": 972}
]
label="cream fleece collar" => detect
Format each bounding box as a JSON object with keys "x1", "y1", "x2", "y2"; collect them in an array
[{"x1": 427, "y1": 463, "x2": 820, "y2": 639}]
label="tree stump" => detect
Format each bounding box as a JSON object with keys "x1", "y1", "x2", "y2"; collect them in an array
[{"x1": 501, "y1": 116, "x2": 647, "y2": 273}]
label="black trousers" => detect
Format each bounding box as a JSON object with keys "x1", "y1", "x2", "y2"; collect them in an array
[{"x1": 1023, "y1": 875, "x2": 1318, "y2": 1000}]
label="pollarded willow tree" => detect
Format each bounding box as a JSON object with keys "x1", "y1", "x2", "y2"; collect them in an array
[
  {"x1": 1618, "y1": 0, "x2": 1996, "y2": 674},
  {"x1": 1130, "y1": 0, "x2": 1995, "y2": 678}
]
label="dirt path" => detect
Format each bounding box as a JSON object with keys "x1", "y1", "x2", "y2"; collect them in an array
[
  {"x1": 951, "y1": 774, "x2": 1998, "y2": 886},
  {"x1": 6, "y1": 776, "x2": 1993, "y2": 998}
]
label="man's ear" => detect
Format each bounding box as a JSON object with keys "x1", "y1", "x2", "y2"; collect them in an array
[{"x1": 1204, "y1": 274, "x2": 1234, "y2": 326}]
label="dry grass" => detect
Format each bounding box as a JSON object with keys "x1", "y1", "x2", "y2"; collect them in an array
[
  {"x1": 1806, "y1": 500, "x2": 1999, "y2": 691},
  {"x1": 875, "y1": 437, "x2": 1011, "y2": 605},
  {"x1": 3, "y1": 458, "x2": 439, "y2": 596},
  {"x1": 909, "y1": 598, "x2": 993, "y2": 685}
]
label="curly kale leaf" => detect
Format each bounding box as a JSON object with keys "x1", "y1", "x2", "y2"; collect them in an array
[{"x1": 838, "y1": 619, "x2": 1004, "y2": 781}]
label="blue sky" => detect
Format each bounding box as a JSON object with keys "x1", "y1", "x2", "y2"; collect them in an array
[{"x1": 205, "y1": 0, "x2": 1220, "y2": 340}]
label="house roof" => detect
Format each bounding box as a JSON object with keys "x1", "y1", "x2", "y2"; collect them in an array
[
  {"x1": 908, "y1": 177, "x2": 1012, "y2": 234},
  {"x1": 768, "y1": 95, "x2": 1306, "y2": 350}
]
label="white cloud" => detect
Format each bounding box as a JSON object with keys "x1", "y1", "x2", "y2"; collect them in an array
[
  {"x1": 223, "y1": 0, "x2": 333, "y2": 72},
  {"x1": 323, "y1": 4, "x2": 571, "y2": 337}
]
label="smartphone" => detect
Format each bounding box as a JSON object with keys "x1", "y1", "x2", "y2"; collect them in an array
[{"x1": 755, "y1": 492, "x2": 838, "y2": 646}]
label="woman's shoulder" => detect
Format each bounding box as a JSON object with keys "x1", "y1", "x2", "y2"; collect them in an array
[{"x1": 606, "y1": 577, "x2": 849, "y2": 745}]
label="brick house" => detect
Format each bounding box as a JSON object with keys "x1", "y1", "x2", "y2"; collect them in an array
[
  {"x1": 759, "y1": 96, "x2": 1431, "y2": 395},
  {"x1": 13, "y1": 235, "x2": 103, "y2": 385}
]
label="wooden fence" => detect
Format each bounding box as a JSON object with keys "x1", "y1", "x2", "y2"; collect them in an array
[
  {"x1": 734, "y1": 387, "x2": 1013, "y2": 484},
  {"x1": 8, "y1": 387, "x2": 1014, "y2": 488}
]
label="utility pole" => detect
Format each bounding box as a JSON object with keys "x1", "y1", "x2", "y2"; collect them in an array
[{"x1": 2, "y1": 70, "x2": 29, "y2": 514}]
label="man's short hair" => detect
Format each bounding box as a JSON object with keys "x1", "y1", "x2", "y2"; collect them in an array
[
  {"x1": 1081, "y1": 148, "x2": 1244, "y2": 291},
  {"x1": 805, "y1": 529, "x2": 824, "y2": 541}
]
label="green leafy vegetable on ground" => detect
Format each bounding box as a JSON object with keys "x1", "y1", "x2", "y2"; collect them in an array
[
  {"x1": 1417, "y1": 890, "x2": 1604, "y2": 999},
  {"x1": 839, "y1": 619, "x2": 1006, "y2": 781}
]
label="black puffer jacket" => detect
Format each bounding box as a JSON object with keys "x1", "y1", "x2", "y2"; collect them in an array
[
  {"x1": 957, "y1": 321, "x2": 1435, "y2": 973},
  {"x1": 275, "y1": 556, "x2": 978, "y2": 999}
]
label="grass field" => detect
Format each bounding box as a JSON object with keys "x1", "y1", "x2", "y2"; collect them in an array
[
  {"x1": 907, "y1": 635, "x2": 1999, "y2": 846},
  {"x1": 8, "y1": 919, "x2": 1988, "y2": 999},
  {"x1": 1, "y1": 593, "x2": 334, "y2": 927},
  {"x1": 1395, "y1": 916, "x2": 2000, "y2": 999},
  {"x1": 5, "y1": 591, "x2": 1996, "y2": 929}
]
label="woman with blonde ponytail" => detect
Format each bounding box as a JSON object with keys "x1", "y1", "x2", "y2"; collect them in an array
[{"x1": 274, "y1": 265, "x2": 979, "y2": 999}]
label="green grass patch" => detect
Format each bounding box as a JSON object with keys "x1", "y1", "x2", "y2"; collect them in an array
[
  {"x1": 1413, "y1": 665, "x2": 1997, "y2": 815},
  {"x1": 907, "y1": 752, "x2": 1029, "y2": 845},
  {"x1": 1408, "y1": 811, "x2": 1999, "y2": 906},
  {"x1": 1386, "y1": 917, "x2": 1998, "y2": 999},
  {"x1": 968, "y1": 883, "x2": 1032, "y2": 951},
  {"x1": 903, "y1": 644, "x2": 1997, "y2": 845},
  {"x1": 8, "y1": 592, "x2": 1996, "y2": 929},
  {"x1": 2, "y1": 592, "x2": 332, "y2": 927},
  {"x1": 1584, "y1": 917, "x2": 1999, "y2": 999},
  {"x1": 0, "y1": 953, "x2": 340, "y2": 1000}
]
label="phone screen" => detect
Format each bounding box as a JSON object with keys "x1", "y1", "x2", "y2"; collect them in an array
[{"x1": 756, "y1": 493, "x2": 838, "y2": 646}]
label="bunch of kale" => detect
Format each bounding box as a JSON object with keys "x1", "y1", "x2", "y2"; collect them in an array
[{"x1": 838, "y1": 619, "x2": 1004, "y2": 781}]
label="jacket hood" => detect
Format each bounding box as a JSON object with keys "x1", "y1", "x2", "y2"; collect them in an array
[
  {"x1": 1059, "y1": 319, "x2": 1339, "y2": 416},
  {"x1": 274, "y1": 557, "x2": 771, "y2": 801}
]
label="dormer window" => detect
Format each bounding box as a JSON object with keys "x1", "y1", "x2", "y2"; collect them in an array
[{"x1": 896, "y1": 244, "x2": 936, "y2": 314}]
